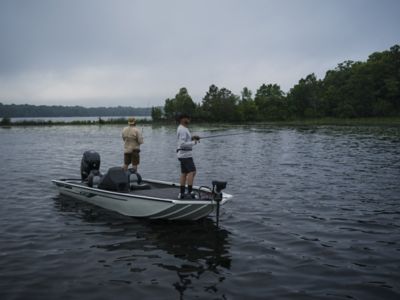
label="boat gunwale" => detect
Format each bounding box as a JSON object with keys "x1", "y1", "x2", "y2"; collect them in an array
[{"x1": 52, "y1": 179, "x2": 232, "y2": 205}]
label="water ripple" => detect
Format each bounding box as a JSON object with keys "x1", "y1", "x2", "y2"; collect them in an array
[{"x1": 0, "y1": 125, "x2": 400, "y2": 299}]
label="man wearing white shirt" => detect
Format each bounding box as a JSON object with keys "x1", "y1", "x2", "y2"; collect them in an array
[{"x1": 176, "y1": 113, "x2": 200, "y2": 199}]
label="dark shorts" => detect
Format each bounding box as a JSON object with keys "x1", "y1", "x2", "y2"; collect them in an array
[
  {"x1": 124, "y1": 150, "x2": 140, "y2": 166},
  {"x1": 179, "y1": 157, "x2": 196, "y2": 174}
]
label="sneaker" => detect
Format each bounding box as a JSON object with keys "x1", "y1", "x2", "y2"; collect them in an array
[
  {"x1": 189, "y1": 192, "x2": 198, "y2": 199},
  {"x1": 178, "y1": 193, "x2": 185, "y2": 200}
]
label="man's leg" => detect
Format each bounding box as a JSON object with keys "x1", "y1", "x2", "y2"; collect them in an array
[
  {"x1": 179, "y1": 173, "x2": 187, "y2": 197},
  {"x1": 180, "y1": 173, "x2": 187, "y2": 186},
  {"x1": 123, "y1": 153, "x2": 130, "y2": 171},
  {"x1": 186, "y1": 157, "x2": 196, "y2": 195},
  {"x1": 187, "y1": 171, "x2": 196, "y2": 186},
  {"x1": 131, "y1": 152, "x2": 139, "y2": 172},
  {"x1": 187, "y1": 171, "x2": 196, "y2": 195}
]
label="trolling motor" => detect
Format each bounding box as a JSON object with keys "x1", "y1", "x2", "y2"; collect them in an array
[{"x1": 212, "y1": 180, "x2": 227, "y2": 226}]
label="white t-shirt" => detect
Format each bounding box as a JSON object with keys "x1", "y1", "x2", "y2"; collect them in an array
[{"x1": 176, "y1": 124, "x2": 195, "y2": 158}]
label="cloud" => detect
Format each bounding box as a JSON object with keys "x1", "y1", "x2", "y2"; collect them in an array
[{"x1": 0, "y1": 0, "x2": 399, "y2": 106}]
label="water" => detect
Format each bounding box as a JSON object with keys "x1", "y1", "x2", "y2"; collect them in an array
[{"x1": 0, "y1": 124, "x2": 399, "y2": 299}]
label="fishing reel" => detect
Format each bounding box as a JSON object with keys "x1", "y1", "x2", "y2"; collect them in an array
[{"x1": 212, "y1": 180, "x2": 227, "y2": 226}]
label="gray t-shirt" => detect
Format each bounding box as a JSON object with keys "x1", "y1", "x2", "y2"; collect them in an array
[{"x1": 176, "y1": 124, "x2": 195, "y2": 158}]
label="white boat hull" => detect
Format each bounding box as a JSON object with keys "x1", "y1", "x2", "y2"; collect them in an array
[{"x1": 52, "y1": 179, "x2": 232, "y2": 221}]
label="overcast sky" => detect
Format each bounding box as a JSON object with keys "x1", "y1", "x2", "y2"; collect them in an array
[{"x1": 0, "y1": 0, "x2": 399, "y2": 107}]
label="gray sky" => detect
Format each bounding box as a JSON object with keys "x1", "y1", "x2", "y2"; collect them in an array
[{"x1": 0, "y1": 0, "x2": 399, "y2": 107}]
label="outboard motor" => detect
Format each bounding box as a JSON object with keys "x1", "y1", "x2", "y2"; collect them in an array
[
  {"x1": 127, "y1": 168, "x2": 151, "y2": 190},
  {"x1": 98, "y1": 167, "x2": 130, "y2": 192},
  {"x1": 81, "y1": 150, "x2": 101, "y2": 181},
  {"x1": 212, "y1": 180, "x2": 227, "y2": 227}
]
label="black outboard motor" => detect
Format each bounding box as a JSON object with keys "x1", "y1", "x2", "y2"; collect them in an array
[
  {"x1": 98, "y1": 167, "x2": 130, "y2": 192},
  {"x1": 81, "y1": 150, "x2": 101, "y2": 181}
]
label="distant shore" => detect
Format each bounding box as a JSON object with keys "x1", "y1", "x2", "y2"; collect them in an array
[{"x1": 2, "y1": 116, "x2": 400, "y2": 127}]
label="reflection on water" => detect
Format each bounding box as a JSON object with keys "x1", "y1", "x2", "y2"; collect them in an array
[{"x1": 54, "y1": 195, "x2": 231, "y2": 299}]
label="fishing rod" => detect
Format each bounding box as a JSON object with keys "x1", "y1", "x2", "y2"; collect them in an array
[{"x1": 199, "y1": 132, "x2": 248, "y2": 139}]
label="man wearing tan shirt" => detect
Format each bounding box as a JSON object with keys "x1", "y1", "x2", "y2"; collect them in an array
[{"x1": 122, "y1": 117, "x2": 143, "y2": 171}]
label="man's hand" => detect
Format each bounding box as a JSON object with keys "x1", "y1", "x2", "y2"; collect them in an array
[{"x1": 192, "y1": 135, "x2": 200, "y2": 143}]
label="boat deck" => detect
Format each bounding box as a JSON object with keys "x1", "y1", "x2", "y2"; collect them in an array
[
  {"x1": 72, "y1": 180, "x2": 214, "y2": 201},
  {"x1": 137, "y1": 181, "x2": 214, "y2": 200}
]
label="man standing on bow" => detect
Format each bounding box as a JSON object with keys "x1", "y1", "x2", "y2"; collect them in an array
[
  {"x1": 176, "y1": 113, "x2": 200, "y2": 199},
  {"x1": 122, "y1": 117, "x2": 143, "y2": 172}
]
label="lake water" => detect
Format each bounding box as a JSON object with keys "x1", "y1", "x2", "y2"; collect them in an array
[{"x1": 0, "y1": 124, "x2": 399, "y2": 299}]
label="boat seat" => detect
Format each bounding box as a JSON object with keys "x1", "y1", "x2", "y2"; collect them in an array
[
  {"x1": 127, "y1": 169, "x2": 150, "y2": 191},
  {"x1": 87, "y1": 170, "x2": 103, "y2": 188},
  {"x1": 98, "y1": 167, "x2": 129, "y2": 192}
]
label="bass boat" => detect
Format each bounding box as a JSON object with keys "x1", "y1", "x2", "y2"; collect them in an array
[{"x1": 52, "y1": 151, "x2": 232, "y2": 222}]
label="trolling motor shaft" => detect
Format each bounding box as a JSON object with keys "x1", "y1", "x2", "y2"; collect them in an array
[{"x1": 212, "y1": 180, "x2": 227, "y2": 226}]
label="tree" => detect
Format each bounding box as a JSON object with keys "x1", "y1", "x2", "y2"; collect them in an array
[
  {"x1": 151, "y1": 107, "x2": 163, "y2": 121},
  {"x1": 287, "y1": 73, "x2": 323, "y2": 118},
  {"x1": 202, "y1": 85, "x2": 239, "y2": 121},
  {"x1": 0, "y1": 117, "x2": 11, "y2": 126},
  {"x1": 320, "y1": 60, "x2": 360, "y2": 117},
  {"x1": 237, "y1": 87, "x2": 258, "y2": 121},
  {"x1": 0, "y1": 102, "x2": 152, "y2": 117},
  {"x1": 163, "y1": 98, "x2": 175, "y2": 119},
  {"x1": 254, "y1": 84, "x2": 287, "y2": 120},
  {"x1": 163, "y1": 87, "x2": 197, "y2": 120}
]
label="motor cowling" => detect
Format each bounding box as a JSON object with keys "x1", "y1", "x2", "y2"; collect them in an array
[{"x1": 81, "y1": 150, "x2": 101, "y2": 181}]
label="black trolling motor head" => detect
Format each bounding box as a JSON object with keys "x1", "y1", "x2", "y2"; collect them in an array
[
  {"x1": 212, "y1": 181, "x2": 227, "y2": 194},
  {"x1": 212, "y1": 180, "x2": 227, "y2": 227}
]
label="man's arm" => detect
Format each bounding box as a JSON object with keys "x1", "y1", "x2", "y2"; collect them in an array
[
  {"x1": 137, "y1": 129, "x2": 144, "y2": 144},
  {"x1": 178, "y1": 131, "x2": 195, "y2": 149},
  {"x1": 122, "y1": 128, "x2": 126, "y2": 141}
]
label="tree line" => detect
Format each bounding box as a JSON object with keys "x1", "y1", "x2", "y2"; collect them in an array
[
  {"x1": 0, "y1": 103, "x2": 151, "y2": 118},
  {"x1": 152, "y1": 45, "x2": 400, "y2": 122}
]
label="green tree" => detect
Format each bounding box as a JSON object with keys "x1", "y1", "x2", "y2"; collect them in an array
[
  {"x1": 318, "y1": 46, "x2": 400, "y2": 118},
  {"x1": 174, "y1": 87, "x2": 196, "y2": 116},
  {"x1": 202, "y1": 85, "x2": 239, "y2": 121},
  {"x1": 0, "y1": 117, "x2": 11, "y2": 125},
  {"x1": 287, "y1": 73, "x2": 323, "y2": 118},
  {"x1": 320, "y1": 60, "x2": 359, "y2": 117},
  {"x1": 163, "y1": 87, "x2": 197, "y2": 120},
  {"x1": 237, "y1": 87, "x2": 258, "y2": 121},
  {"x1": 254, "y1": 84, "x2": 287, "y2": 120},
  {"x1": 163, "y1": 98, "x2": 175, "y2": 119},
  {"x1": 151, "y1": 107, "x2": 163, "y2": 121}
]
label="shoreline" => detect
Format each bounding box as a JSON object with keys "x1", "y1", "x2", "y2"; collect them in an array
[{"x1": 1, "y1": 117, "x2": 400, "y2": 127}]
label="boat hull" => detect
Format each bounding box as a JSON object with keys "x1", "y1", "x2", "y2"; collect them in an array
[{"x1": 52, "y1": 179, "x2": 232, "y2": 221}]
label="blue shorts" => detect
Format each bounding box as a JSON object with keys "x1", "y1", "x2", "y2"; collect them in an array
[{"x1": 178, "y1": 157, "x2": 196, "y2": 174}]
